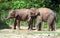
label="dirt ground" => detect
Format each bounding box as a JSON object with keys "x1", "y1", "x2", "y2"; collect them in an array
[{"x1": 0, "y1": 26, "x2": 60, "y2": 38}]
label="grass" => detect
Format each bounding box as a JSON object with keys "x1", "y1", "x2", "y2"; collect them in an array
[
  {"x1": 0, "y1": 29, "x2": 60, "y2": 36},
  {"x1": 0, "y1": 30, "x2": 60, "y2": 38},
  {"x1": 15, "y1": 30, "x2": 60, "y2": 36},
  {"x1": 0, "y1": 20, "x2": 11, "y2": 29}
]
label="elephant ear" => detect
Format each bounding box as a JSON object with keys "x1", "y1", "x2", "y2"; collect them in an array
[
  {"x1": 13, "y1": 10, "x2": 18, "y2": 17},
  {"x1": 35, "y1": 9, "x2": 40, "y2": 16},
  {"x1": 30, "y1": 8, "x2": 37, "y2": 16}
]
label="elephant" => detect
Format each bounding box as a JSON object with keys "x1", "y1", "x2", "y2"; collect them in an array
[
  {"x1": 29, "y1": 8, "x2": 40, "y2": 28},
  {"x1": 6, "y1": 9, "x2": 34, "y2": 30},
  {"x1": 30, "y1": 8, "x2": 56, "y2": 31}
]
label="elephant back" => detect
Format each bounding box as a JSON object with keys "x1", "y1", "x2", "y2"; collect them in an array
[
  {"x1": 38, "y1": 8, "x2": 56, "y2": 21},
  {"x1": 15, "y1": 9, "x2": 30, "y2": 21}
]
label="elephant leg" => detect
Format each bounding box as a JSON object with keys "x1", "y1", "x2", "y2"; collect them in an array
[
  {"x1": 27, "y1": 15, "x2": 33, "y2": 30},
  {"x1": 14, "y1": 18, "x2": 17, "y2": 29},
  {"x1": 27, "y1": 18, "x2": 31, "y2": 30},
  {"x1": 16, "y1": 19, "x2": 20, "y2": 30},
  {"x1": 27, "y1": 19, "x2": 31, "y2": 30},
  {"x1": 28, "y1": 23, "x2": 30, "y2": 30},
  {"x1": 33, "y1": 19, "x2": 36, "y2": 27},
  {"x1": 47, "y1": 24, "x2": 51, "y2": 31},
  {"x1": 27, "y1": 21, "x2": 31, "y2": 30},
  {"x1": 35, "y1": 16, "x2": 42, "y2": 31},
  {"x1": 30, "y1": 19, "x2": 33, "y2": 30},
  {"x1": 27, "y1": 19, "x2": 33, "y2": 30},
  {"x1": 47, "y1": 15, "x2": 55, "y2": 31},
  {"x1": 47, "y1": 19, "x2": 52, "y2": 31},
  {"x1": 51, "y1": 19, "x2": 56, "y2": 31},
  {"x1": 35, "y1": 22, "x2": 42, "y2": 31}
]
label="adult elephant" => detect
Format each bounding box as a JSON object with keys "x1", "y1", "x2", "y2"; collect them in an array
[
  {"x1": 6, "y1": 9, "x2": 33, "y2": 30},
  {"x1": 30, "y1": 8, "x2": 56, "y2": 31}
]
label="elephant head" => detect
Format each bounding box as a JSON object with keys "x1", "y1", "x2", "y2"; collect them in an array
[
  {"x1": 6, "y1": 10, "x2": 17, "y2": 20},
  {"x1": 30, "y1": 8, "x2": 40, "y2": 17}
]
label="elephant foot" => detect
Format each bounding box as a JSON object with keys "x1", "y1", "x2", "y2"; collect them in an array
[
  {"x1": 47, "y1": 28, "x2": 50, "y2": 31},
  {"x1": 29, "y1": 29, "x2": 32, "y2": 31},
  {"x1": 36, "y1": 28, "x2": 41, "y2": 31},
  {"x1": 51, "y1": 29, "x2": 55, "y2": 31},
  {"x1": 36, "y1": 29, "x2": 41, "y2": 31},
  {"x1": 14, "y1": 28, "x2": 16, "y2": 30},
  {"x1": 38, "y1": 29, "x2": 41, "y2": 31},
  {"x1": 35, "y1": 29, "x2": 41, "y2": 31},
  {"x1": 28, "y1": 27, "x2": 33, "y2": 30},
  {"x1": 28, "y1": 28, "x2": 33, "y2": 31},
  {"x1": 17, "y1": 28, "x2": 21, "y2": 30},
  {"x1": 48, "y1": 29, "x2": 50, "y2": 31},
  {"x1": 53, "y1": 29, "x2": 55, "y2": 31},
  {"x1": 28, "y1": 27, "x2": 30, "y2": 30}
]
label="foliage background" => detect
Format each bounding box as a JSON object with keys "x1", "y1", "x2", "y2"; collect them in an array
[{"x1": 0, "y1": 0, "x2": 60, "y2": 28}]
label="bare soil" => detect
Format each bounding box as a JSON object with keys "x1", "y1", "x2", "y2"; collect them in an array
[{"x1": 0, "y1": 26, "x2": 60, "y2": 38}]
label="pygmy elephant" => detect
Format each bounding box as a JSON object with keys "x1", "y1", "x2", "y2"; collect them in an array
[
  {"x1": 30, "y1": 8, "x2": 56, "y2": 31},
  {"x1": 6, "y1": 9, "x2": 33, "y2": 30}
]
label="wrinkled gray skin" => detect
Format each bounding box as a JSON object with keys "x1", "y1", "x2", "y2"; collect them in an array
[
  {"x1": 6, "y1": 9, "x2": 33, "y2": 30},
  {"x1": 30, "y1": 8, "x2": 56, "y2": 31}
]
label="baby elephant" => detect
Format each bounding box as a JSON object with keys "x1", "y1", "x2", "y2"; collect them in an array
[
  {"x1": 30, "y1": 8, "x2": 56, "y2": 31},
  {"x1": 6, "y1": 9, "x2": 33, "y2": 30}
]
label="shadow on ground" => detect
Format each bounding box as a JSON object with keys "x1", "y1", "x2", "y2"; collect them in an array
[{"x1": 0, "y1": 20, "x2": 11, "y2": 30}]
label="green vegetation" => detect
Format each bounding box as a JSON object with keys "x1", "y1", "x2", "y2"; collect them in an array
[{"x1": 0, "y1": 0, "x2": 60, "y2": 28}]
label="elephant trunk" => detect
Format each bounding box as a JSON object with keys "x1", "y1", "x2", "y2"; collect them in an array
[
  {"x1": 4, "y1": 17, "x2": 9, "y2": 20},
  {"x1": 4, "y1": 16, "x2": 11, "y2": 20}
]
